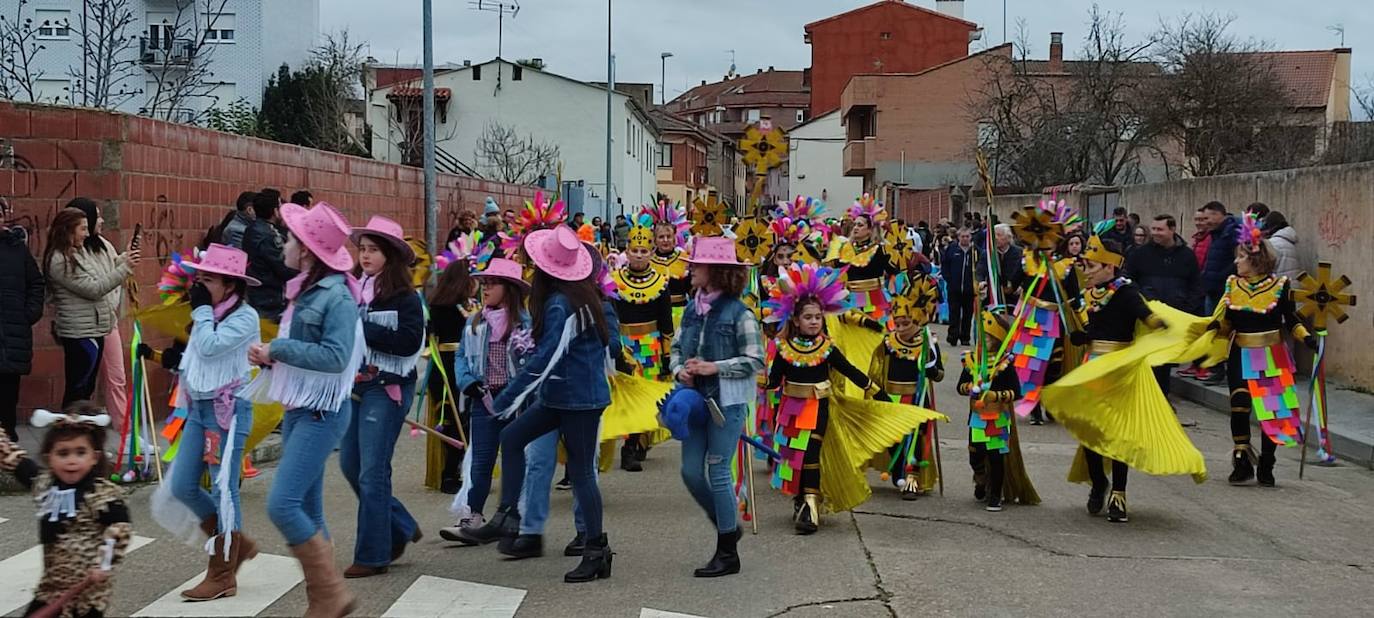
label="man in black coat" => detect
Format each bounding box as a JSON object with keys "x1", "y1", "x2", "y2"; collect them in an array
[
  {"x1": 0, "y1": 200, "x2": 45, "y2": 440},
  {"x1": 940, "y1": 228, "x2": 977, "y2": 346},
  {"x1": 243, "y1": 189, "x2": 298, "y2": 322},
  {"x1": 1123, "y1": 213, "x2": 1200, "y2": 410}
]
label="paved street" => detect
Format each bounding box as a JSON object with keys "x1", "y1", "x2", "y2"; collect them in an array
[{"x1": 4, "y1": 330, "x2": 1374, "y2": 617}]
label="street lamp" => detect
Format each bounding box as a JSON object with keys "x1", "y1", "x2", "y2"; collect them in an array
[{"x1": 660, "y1": 52, "x2": 673, "y2": 105}]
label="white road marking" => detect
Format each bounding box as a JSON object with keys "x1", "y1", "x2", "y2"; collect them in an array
[
  {"x1": 382, "y1": 575, "x2": 527, "y2": 618},
  {"x1": 641, "y1": 610, "x2": 709, "y2": 618},
  {"x1": 0, "y1": 535, "x2": 154, "y2": 616},
  {"x1": 133, "y1": 552, "x2": 303, "y2": 617}
]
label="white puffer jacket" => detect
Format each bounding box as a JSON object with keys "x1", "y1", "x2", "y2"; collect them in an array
[
  {"x1": 1268, "y1": 226, "x2": 1300, "y2": 282},
  {"x1": 45, "y1": 238, "x2": 131, "y2": 339}
]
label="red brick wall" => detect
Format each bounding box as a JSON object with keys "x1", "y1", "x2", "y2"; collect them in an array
[
  {"x1": 807, "y1": 3, "x2": 974, "y2": 116},
  {"x1": 1, "y1": 101, "x2": 537, "y2": 414}
]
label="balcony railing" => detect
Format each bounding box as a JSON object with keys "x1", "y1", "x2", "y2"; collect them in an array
[
  {"x1": 843, "y1": 139, "x2": 874, "y2": 176},
  {"x1": 140, "y1": 36, "x2": 195, "y2": 66}
]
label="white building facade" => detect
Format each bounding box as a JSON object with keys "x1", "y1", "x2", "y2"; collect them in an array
[
  {"x1": 15, "y1": 0, "x2": 318, "y2": 118},
  {"x1": 368, "y1": 59, "x2": 659, "y2": 222},
  {"x1": 787, "y1": 110, "x2": 863, "y2": 217}
]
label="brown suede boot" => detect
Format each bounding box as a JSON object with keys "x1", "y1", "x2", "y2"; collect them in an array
[
  {"x1": 199, "y1": 517, "x2": 260, "y2": 575},
  {"x1": 290, "y1": 533, "x2": 357, "y2": 618},
  {"x1": 181, "y1": 535, "x2": 238, "y2": 601}
]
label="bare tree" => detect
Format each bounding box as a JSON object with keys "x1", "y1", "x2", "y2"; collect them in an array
[
  {"x1": 1144, "y1": 13, "x2": 1294, "y2": 176},
  {"x1": 68, "y1": 0, "x2": 140, "y2": 110},
  {"x1": 474, "y1": 121, "x2": 560, "y2": 185},
  {"x1": 0, "y1": 0, "x2": 48, "y2": 102},
  {"x1": 299, "y1": 30, "x2": 367, "y2": 154},
  {"x1": 142, "y1": 0, "x2": 231, "y2": 123}
]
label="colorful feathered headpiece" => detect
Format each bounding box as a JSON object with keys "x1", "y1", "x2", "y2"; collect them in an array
[
  {"x1": 847, "y1": 193, "x2": 887, "y2": 224},
  {"x1": 435, "y1": 231, "x2": 493, "y2": 274},
  {"x1": 770, "y1": 216, "x2": 808, "y2": 248},
  {"x1": 640, "y1": 200, "x2": 690, "y2": 246},
  {"x1": 1237, "y1": 212, "x2": 1263, "y2": 252},
  {"x1": 500, "y1": 191, "x2": 567, "y2": 254},
  {"x1": 776, "y1": 196, "x2": 825, "y2": 227},
  {"x1": 1040, "y1": 193, "x2": 1083, "y2": 233},
  {"x1": 762, "y1": 263, "x2": 852, "y2": 325},
  {"x1": 158, "y1": 250, "x2": 196, "y2": 304}
]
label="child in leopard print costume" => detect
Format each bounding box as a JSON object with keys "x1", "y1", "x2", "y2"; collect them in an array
[{"x1": 0, "y1": 402, "x2": 132, "y2": 618}]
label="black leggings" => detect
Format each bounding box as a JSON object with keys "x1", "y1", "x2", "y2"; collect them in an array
[
  {"x1": 59, "y1": 336, "x2": 105, "y2": 407},
  {"x1": 1083, "y1": 449, "x2": 1129, "y2": 491},
  {"x1": 498, "y1": 404, "x2": 605, "y2": 538},
  {"x1": 968, "y1": 444, "x2": 1004, "y2": 500},
  {"x1": 800, "y1": 403, "x2": 831, "y2": 496},
  {"x1": 0, "y1": 374, "x2": 19, "y2": 441}
]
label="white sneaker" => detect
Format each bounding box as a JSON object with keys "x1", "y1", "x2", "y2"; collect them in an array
[{"x1": 439, "y1": 513, "x2": 485, "y2": 543}]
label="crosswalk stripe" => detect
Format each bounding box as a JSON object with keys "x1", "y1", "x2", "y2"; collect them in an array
[
  {"x1": 0, "y1": 517, "x2": 8, "y2": 524},
  {"x1": 382, "y1": 575, "x2": 526, "y2": 618},
  {"x1": 641, "y1": 610, "x2": 708, "y2": 618},
  {"x1": 0, "y1": 535, "x2": 154, "y2": 616},
  {"x1": 132, "y1": 552, "x2": 303, "y2": 617}
]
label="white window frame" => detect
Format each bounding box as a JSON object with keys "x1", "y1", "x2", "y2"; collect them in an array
[
  {"x1": 659, "y1": 143, "x2": 673, "y2": 168},
  {"x1": 35, "y1": 10, "x2": 71, "y2": 40},
  {"x1": 795, "y1": 109, "x2": 805, "y2": 124},
  {"x1": 204, "y1": 14, "x2": 235, "y2": 44},
  {"x1": 746, "y1": 109, "x2": 761, "y2": 123}
]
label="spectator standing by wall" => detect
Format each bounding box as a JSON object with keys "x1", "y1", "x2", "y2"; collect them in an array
[
  {"x1": 613, "y1": 215, "x2": 631, "y2": 251},
  {"x1": 1262, "y1": 211, "x2": 1300, "y2": 281},
  {"x1": 977, "y1": 224, "x2": 1024, "y2": 304},
  {"x1": 1099, "y1": 207, "x2": 1133, "y2": 249},
  {"x1": 1123, "y1": 214, "x2": 1201, "y2": 403},
  {"x1": 941, "y1": 228, "x2": 976, "y2": 346},
  {"x1": 0, "y1": 198, "x2": 44, "y2": 441},
  {"x1": 291, "y1": 190, "x2": 314, "y2": 207},
  {"x1": 243, "y1": 190, "x2": 297, "y2": 322},
  {"x1": 216, "y1": 191, "x2": 258, "y2": 249},
  {"x1": 66, "y1": 198, "x2": 132, "y2": 436},
  {"x1": 1194, "y1": 201, "x2": 1238, "y2": 383}
]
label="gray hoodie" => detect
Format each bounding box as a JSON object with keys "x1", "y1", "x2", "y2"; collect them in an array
[{"x1": 1269, "y1": 226, "x2": 1300, "y2": 281}]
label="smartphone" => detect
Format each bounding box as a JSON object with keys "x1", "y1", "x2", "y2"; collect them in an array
[{"x1": 129, "y1": 223, "x2": 143, "y2": 251}]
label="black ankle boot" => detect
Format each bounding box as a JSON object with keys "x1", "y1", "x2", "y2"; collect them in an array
[
  {"x1": 620, "y1": 446, "x2": 643, "y2": 472},
  {"x1": 1087, "y1": 479, "x2": 1108, "y2": 515},
  {"x1": 564, "y1": 534, "x2": 613, "y2": 583},
  {"x1": 499, "y1": 534, "x2": 543, "y2": 559},
  {"x1": 563, "y1": 532, "x2": 586, "y2": 557},
  {"x1": 693, "y1": 529, "x2": 742, "y2": 578},
  {"x1": 1257, "y1": 454, "x2": 1276, "y2": 487},
  {"x1": 1228, "y1": 447, "x2": 1255, "y2": 485},
  {"x1": 1106, "y1": 491, "x2": 1129, "y2": 523},
  {"x1": 459, "y1": 506, "x2": 519, "y2": 545},
  {"x1": 794, "y1": 495, "x2": 819, "y2": 535}
]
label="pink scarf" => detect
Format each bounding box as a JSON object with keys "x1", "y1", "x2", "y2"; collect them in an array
[
  {"x1": 212, "y1": 293, "x2": 240, "y2": 322},
  {"x1": 285, "y1": 271, "x2": 364, "y2": 303},
  {"x1": 693, "y1": 289, "x2": 721, "y2": 317},
  {"x1": 483, "y1": 306, "x2": 509, "y2": 341},
  {"x1": 359, "y1": 274, "x2": 377, "y2": 305}
]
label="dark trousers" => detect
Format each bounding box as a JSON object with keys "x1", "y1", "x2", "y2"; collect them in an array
[
  {"x1": 799, "y1": 403, "x2": 831, "y2": 496},
  {"x1": 59, "y1": 336, "x2": 105, "y2": 407},
  {"x1": 1083, "y1": 449, "x2": 1129, "y2": 491},
  {"x1": 1152, "y1": 364, "x2": 1174, "y2": 397},
  {"x1": 499, "y1": 404, "x2": 606, "y2": 538},
  {"x1": 968, "y1": 444, "x2": 1004, "y2": 500},
  {"x1": 0, "y1": 374, "x2": 19, "y2": 441},
  {"x1": 947, "y1": 291, "x2": 974, "y2": 343}
]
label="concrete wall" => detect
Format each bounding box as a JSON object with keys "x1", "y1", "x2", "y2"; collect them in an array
[
  {"x1": 788, "y1": 110, "x2": 862, "y2": 216},
  {"x1": 1106, "y1": 162, "x2": 1374, "y2": 389},
  {"x1": 1, "y1": 101, "x2": 537, "y2": 412}
]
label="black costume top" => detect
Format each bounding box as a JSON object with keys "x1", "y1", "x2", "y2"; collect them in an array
[
  {"x1": 652, "y1": 249, "x2": 691, "y2": 305},
  {"x1": 1217, "y1": 275, "x2": 1308, "y2": 339},
  {"x1": 766, "y1": 336, "x2": 873, "y2": 392},
  {"x1": 1080, "y1": 278, "x2": 1154, "y2": 343},
  {"x1": 612, "y1": 266, "x2": 674, "y2": 335}
]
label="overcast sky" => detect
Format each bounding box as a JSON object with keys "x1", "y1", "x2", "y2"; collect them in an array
[{"x1": 324, "y1": 0, "x2": 1370, "y2": 104}]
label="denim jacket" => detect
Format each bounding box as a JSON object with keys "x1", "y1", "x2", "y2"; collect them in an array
[
  {"x1": 672, "y1": 296, "x2": 751, "y2": 401},
  {"x1": 453, "y1": 309, "x2": 532, "y2": 394},
  {"x1": 490, "y1": 294, "x2": 621, "y2": 413},
  {"x1": 270, "y1": 274, "x2": 359, "y2": 378}
]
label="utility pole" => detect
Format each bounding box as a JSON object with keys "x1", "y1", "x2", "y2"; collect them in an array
[
  {"x1": 605, "y1": 0, "x2": 614, "y2": 220},
  {"x1": 422, "y1": 0, "x2": 437, "y2": 261},
  {"x1": 660, "y1": 51, "x2": 673, "y2": 105}
]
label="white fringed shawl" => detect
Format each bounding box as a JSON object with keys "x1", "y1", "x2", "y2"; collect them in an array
[
  {"x1": 177, "y1": 306, "x2": 257, "y2": 400},
  {"x1": 245, "y1": 310, "x2": 367, "y2": 413},
  {"x1": 362, "y1": 309, "x2": 422, "y2": 376}
]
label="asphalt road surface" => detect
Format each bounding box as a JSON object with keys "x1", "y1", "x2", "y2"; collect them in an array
[{"x1": 3, "y1": 338, "x2": 1372, "y2": 617}]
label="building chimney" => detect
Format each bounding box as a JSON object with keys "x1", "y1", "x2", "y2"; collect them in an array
[
  {"x1": 935, "y1": 0, "x2": 965, "y2": 19},
  {"x1": 756, "y1": 68, "x2": 763, "y2": 74},
  {"x1": 1049, "y1": 33, "x2": 1064, "y2": 73},
  {"x1": 768, "y1": 65, "x2": 774, "y2": 72}
]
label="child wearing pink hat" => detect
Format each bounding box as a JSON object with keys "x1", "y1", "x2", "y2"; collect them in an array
[
  {"x1": 155, "y1": 243, "x2": 263, "y2": 602},
  {"x1": 245, "y1": 202, "x2": 364, "y2": 617},
  {"x1": 669, "y1": 236, "x2": 764, "y2": 577},
  {"x1": 336, "y1": 216, "x2": 425, "y2": 578},
  {"x1": 466, "y1": 226, "x2": 624, "y2": 583}
]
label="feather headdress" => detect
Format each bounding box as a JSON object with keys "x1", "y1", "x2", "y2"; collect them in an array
[
  {"x1": 500, "y1": 191, "x2": 567, "y2": 254},
  {"x1": 639, "y1": 200, "x2": 690, "y2": 245},
  {"x1": 769, "y1": 216, "x2": 808, "y2": 247},
  {"x1": 158, "y1": 249, "x2": 196, "y2": 303},
  {"x1": 763, "y1": 263, "x2": 851, "y2": 325},
  {"x1": 1039, "y1": 193, "x2": 1083, "y2": 234},
  {"x1": 1237, "y1": 212, "x2": 1263, "y2": 252},
  {"x1": 776, "y1": 196, "x2": 825, "y2": 227},
  {"x1": 435, "y1": 231, "x2": 493, "y2": 274},
  {"x1": 847, "y1": 193, "x2": 887, "y2": 224}
]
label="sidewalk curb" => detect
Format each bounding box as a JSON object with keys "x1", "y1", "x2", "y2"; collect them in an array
[{"x1": 1171, "y1": 377, "x2": 1374, "y2": 469}]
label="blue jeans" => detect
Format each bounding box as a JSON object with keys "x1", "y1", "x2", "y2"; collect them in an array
[
  {"x1": 169, "y1": 397, "x2": 252, "y2": 531},
  {"x1": 338, "y1": 382, "x2": 418, "y2": 567},
  {"x1": 519, "y1": 429, "x2": 587, "y2": 536},
  {"x1": 681, "y1": 403, "x2": 745, "y2": 534},
  {"x1": 465, "y1": 398, "x2": 510, "y2": 515},
  {"x1": 499, "y1": 405, "x2": 604, "y2": 538},
  {"x1": 268, "y1": 404, "x2": 351, "y2": 546}
]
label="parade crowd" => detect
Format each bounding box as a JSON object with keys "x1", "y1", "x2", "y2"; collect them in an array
[{"x1": 0, "y1": 188, "x2": 1316, "y2": 618}]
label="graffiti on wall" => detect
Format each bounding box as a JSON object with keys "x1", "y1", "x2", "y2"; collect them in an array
[{"x1": 1317, "y1": 191, "x2": 1362, "y2": 250}]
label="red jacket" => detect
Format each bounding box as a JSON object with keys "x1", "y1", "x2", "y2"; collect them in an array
[{"x1": 1191, "y1": 231, "x2": 1210, "y2": 270}]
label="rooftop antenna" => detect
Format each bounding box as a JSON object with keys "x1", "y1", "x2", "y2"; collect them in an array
[
  {"x1": 1327, "y1": 23, "x2": 1345, "y2": 47},
  {"x1": 469, "y1": 1, "x2": 520, "y2": 59},
  {"x1": 726, "y1": 49, "x2": 737, "y2": 78}
]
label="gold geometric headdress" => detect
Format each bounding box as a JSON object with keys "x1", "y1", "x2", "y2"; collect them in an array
[
  {"x1": 890, "y1": 274, "x2": 939, "y2": 327},
  {"x1": 1083, "y1": 235, "x2": 1124, "y2": 268},
  {"x1": 627, "y1": 214, "x2": 655, "y2": 251}
]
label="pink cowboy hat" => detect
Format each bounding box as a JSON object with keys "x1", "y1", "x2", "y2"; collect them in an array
[
  {"x1": 685, "y1": 236, "x2": 744, "y2": 266},
  {"x1": 525, "y1": 225, "x2": 593, "y2": 281},
  {"x1": 350, "y1": 215, "x2": 416, "y2": 264},
  {"x1": 281, "y1": 202, "x2": 354, "y2": 272},
  {"x1": 473, "y1": 257, "x2": 530, "y2": 290},
  {"x1": 185, "y1": 243, "x2": 260, "y2": 286}
]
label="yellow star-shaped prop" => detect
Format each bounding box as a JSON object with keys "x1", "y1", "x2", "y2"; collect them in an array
[
  {"x1": 740, "y1": 120, "x2": 786, "y2": 175},
  {"x1": 883, "y1": 223, "x2": 914, "y2": 271},
  {"x1": 733, "y1": 217, "x2": 775, "y2": 265},
  {"x1": 1010, "y1": 206, "x2": 1063, "y2": 253},
  {"x1": 691, "y1": 195, "x2": 727, "y2": 237},
  {"x1": 1293, "y1": 261, "x2": 1357, "y2": 331}
]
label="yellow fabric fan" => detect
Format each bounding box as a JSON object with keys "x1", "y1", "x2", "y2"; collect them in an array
[
  {"x1": 826, "y1": 314, "x2": 884, "y2": 396},
  {"x1": 1041, "y1": 301, "x2": 1209, "y2": 483},
  {"x1": 601, "y1": 373, "x2": 673, "y2": 439},
  {"x1": 818, "y1": 391, "x2": 947, "y2": 513}
]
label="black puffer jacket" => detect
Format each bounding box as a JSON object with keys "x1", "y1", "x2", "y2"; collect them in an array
[{"x1": 0, "y1": 226, "x2": 45, "y2": 374}]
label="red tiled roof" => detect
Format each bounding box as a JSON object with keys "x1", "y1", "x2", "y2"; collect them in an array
[
  {"x1": 666, "y1": 69, "x2": 808, "y2": 114},
  {"x1": 1241, "y1": 50, "x2": 1338, "y2": 109},
  {"x1": 804, "y1": 0, "x2": 977, "y2": 32},
  {"x1": 388, "y1": 87, "x2": 451, "y2": 99}
]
